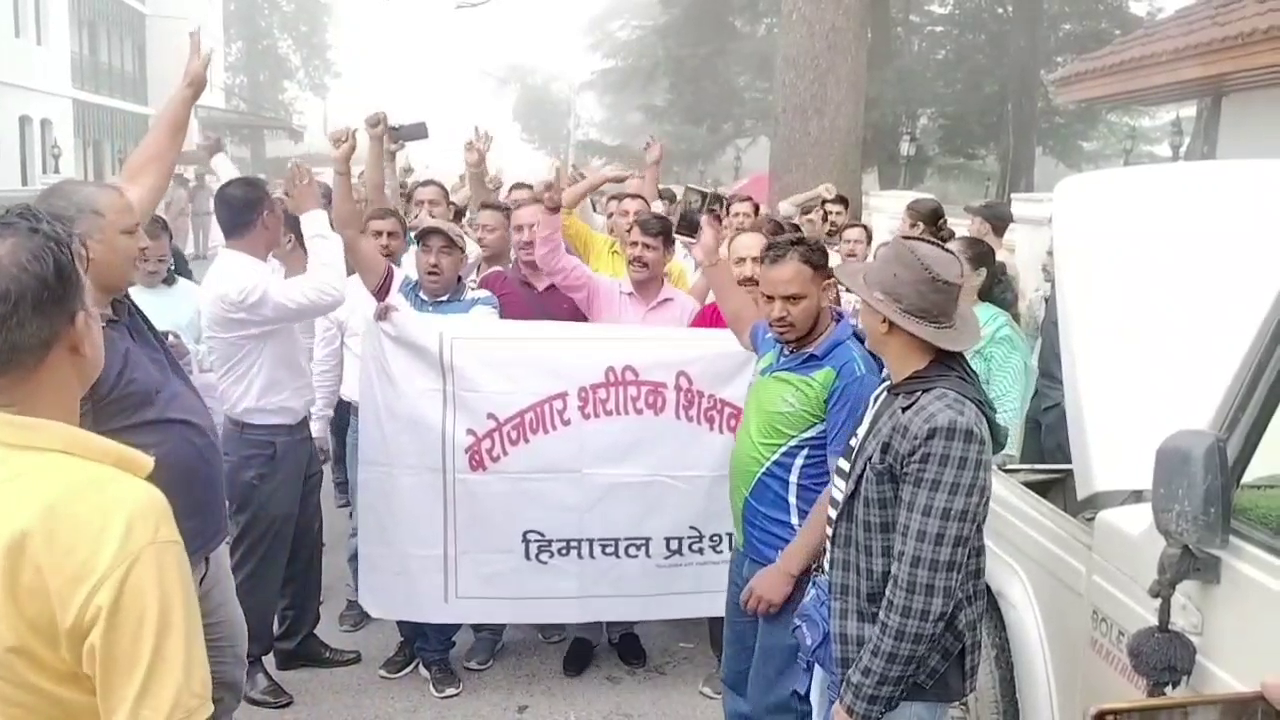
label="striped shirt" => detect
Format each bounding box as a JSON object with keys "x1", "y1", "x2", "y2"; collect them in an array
[
  {"x1": 824, "y1": 380, "x2": 890, "y2": 572},
  {"x1": 372, "y1": 264, "x2": 500, "y2": 317}
]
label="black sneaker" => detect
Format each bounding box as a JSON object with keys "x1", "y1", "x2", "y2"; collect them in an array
[
  {"x1": 610, "y1": 631, "x2": 647, "y2": 669},
  {"x1": 419, "y1": 659, "x2": 463, "y2": 698},
  {"x1": 377, "y1": 640, "x2": 419, "y2": 680},
  {"x1": 338, "y1": 600, "x2": 370, "y2": 633},
  {"x1": 561, "y1": 637, "x2": 595, "y2": 677}
]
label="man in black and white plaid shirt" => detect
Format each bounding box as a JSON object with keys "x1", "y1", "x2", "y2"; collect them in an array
[{"x1": 823, "y1": 236, "x2": 1008, "y2": 720}]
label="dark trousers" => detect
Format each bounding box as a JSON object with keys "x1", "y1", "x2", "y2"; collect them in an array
[
  {"x1": 708, "y1": 616, "x2": 724, "y2": 663},
  {"x1": 1021, "y1": 403, "x2": 1072, "y2": 464},
  {"x1": 331, "y1": 398, "x2": 352, "y2": 491},
  {"x1": 223, "y1": 416, "x2": 324, "y2": 660}
]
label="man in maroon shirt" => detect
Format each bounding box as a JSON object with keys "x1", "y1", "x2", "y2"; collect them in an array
[
  {"x1": 478, "y1": 200, "x2": 588, "y2": 322},
  {"x1": 689, "y1": 226, "x2": 767, "y2": 329},
  {"x1": 469, "y1": 199, "x2": 582, "y2": 667}
]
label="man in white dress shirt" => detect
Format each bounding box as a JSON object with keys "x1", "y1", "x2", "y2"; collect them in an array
[{"x1": 200, "y1": 162, "x2": 360, "y2": 710}]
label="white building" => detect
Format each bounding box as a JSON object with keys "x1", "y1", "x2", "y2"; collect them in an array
[{"x1": 0, "y1": 0, "x2": 224, "y2": 194}]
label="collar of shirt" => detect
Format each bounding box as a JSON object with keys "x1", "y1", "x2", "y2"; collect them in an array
[
  {"x1": 0, "y1": 412, "x2": 155, "y2": 478},
  {"x1": 779, "y1": 308, "x2": 857, "y2": 360},
  {"x1": 619, "y1": 279, "x2": 684, "y2": 309},
  {"x1": 508, "y1": 263, "x2": 555, "y2": 292}
]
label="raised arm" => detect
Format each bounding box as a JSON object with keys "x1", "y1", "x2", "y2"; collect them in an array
[
  {"x1": 231, "y1": 165, "x2": 345, "y2": 326},
  {"x1": 776, "y1": 184, "x2": 836, "y2": 220},
  {"x1": 202, "y1": 140, "x2": 239, "y2": 254},
  {"x1": 639, "y1": 137, "x2": 662, "y2": 204},
  {"x1": 117, "y1": 31, "x2": 210, "y2": 221},
  {"x1": 363, "y1": 113, "x2": 392, "y2": 212},
  {"x1": 383, "y1": 141, "x2": 403, "y2": 208},
  {"x1": 689, "y1": 216, "x2": 758, "y2": 349},
  {"x1": 534, "y1": 202, "x2": 609, "y2": 319},
  {"x1": 562, "y1": 166, "x2": 631, "y2": 213},
  {"x1": 328, "y1": 127, "x2": 388, "y2": 296},
  {"x1": 463, "y1": 128, "x2": 497, "y2": 211}
]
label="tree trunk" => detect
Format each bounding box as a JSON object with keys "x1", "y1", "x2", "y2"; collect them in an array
[
  {"x1": 1002, "y1": 0, "x2": 1042, "y2": 198},
  {"x1": 769, "y1": 0, "x2": 870, "y2": 217}
]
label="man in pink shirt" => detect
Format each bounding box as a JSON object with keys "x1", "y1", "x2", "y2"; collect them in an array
[
  {"x1": 690, "y1": 226, "x2": 768, "y2": 330},
  {"x1": 531, "y1": 189, "x2": 694, "y2": 678},
  {"x1": 534, "y1": 201, "x2": 698, "y2": 327}
]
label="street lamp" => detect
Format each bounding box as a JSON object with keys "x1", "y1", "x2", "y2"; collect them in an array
[
  {"x1": 1168, "y1": 114, "x2": 1185, "y2": 162},
  {"x1": 1122, "y1": 124, "x2": 1137, "y2": 166},
  {"x1": 50, "y1": 138, "x2": 63, "y2": 175},
  {"x1": 897, "y1": 127, "x2": 919, "y2": 189},
  {"x1": 983, "y1": 176, "x2": 992, "y2": 199},
  {"x1": 732, "y1": 147, "x2": 743, "y2": 182}
]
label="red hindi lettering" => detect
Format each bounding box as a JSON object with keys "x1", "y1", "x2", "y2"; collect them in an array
[{"x1": 673, "y1": 370, "x2": 706, "y2": 425}]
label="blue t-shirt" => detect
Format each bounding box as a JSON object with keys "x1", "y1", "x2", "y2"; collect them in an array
[{"x1": 729, "y1": 313, "x2": 882, "y2": 565}]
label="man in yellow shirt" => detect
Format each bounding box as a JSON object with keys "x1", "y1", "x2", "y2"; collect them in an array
[
  {"x1": 0, "y1": 205, "x2": 212, "y2": 720},
  {"x1": 558, "y1": 160, "x2": 692, "y2": 292}
]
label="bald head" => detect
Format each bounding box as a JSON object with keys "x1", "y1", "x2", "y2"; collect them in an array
[
  {"x1": 35, "y1": 179, "x2": 143, "y2": 297},
  {"x1": 34, "y1": 180, "x2": 126, "y2": 234}
]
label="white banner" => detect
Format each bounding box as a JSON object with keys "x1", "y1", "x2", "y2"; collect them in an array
[{"x1": 357, "y1": 315, "x2": 756, "y2": 624}]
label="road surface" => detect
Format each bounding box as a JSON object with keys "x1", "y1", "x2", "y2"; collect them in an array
[{"x1": 193, "y1": 256, "x2": 724, "y2": 720}]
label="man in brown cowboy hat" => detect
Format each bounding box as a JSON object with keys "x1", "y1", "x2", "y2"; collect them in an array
[{"x1": 820, "y1": 235, "x2": 1007, "y2": 720}]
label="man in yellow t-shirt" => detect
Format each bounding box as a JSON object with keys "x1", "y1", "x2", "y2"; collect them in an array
[
  {"x1": 0, "y1": 204, "x2": 212, "y2": 719},
  {"x1": 557, "y1": 164, "x2": 692, "y2": 291}
]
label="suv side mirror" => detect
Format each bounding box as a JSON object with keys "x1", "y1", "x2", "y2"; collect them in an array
[{"x1": 1152, "y1": 429, "x2": 1231, "y2": 550}]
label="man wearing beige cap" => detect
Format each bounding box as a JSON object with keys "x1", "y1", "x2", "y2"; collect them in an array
[{"x1": 818, "y1": 236, "x2": 1007, "y2": 720}]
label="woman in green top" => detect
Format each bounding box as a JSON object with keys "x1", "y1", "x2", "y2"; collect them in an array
[{"x1": 949, "y1": 236, "x2": 1034, "y2": 462}]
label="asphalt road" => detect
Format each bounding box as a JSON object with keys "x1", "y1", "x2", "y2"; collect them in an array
[
  {"x1": 238, "y1": 480, "x2": 724, "y2": 720},
  {"x1": 195, "y1": 256, "x2": 721, "y2": 720}
]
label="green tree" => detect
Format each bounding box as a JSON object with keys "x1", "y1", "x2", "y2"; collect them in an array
[
  {"x1": 223, "y1": 0, "x2": 335, "y2": 160},
  {"x1": 498, "y1": 69, "x2": 637, "y2": 167},
  {"x1": 927, "y1": 0, "x2": 1144, "y2": 178},
  {"x1": 583, "y1": 0, "x2": 778, "y2": 178}
]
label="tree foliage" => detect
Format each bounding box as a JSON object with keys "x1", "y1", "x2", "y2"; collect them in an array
[
  {"x1": 555, "y1": 0, "x2": 1147, "y2": 191},
  {"x1": 223, "y1": 0, "x2": 336, "y2": 120}
]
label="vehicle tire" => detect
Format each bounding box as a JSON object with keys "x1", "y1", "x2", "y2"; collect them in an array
[{"x1": 958, "y1": 589, "x2": 1020, "y2": 720}]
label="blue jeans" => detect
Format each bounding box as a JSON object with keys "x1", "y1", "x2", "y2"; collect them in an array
[
  {"x1": 722, "y1": 550, "x2": 811, "y2": 720},
  {"x1": 397, "y1": 622, "x2": 463, "y2": 664},
  {"x1": 345, "y1": 410, "x2": 359, "y2": 602},
  {"x1": 810, "y1": 667, "x2": 950, "y2": 720}
]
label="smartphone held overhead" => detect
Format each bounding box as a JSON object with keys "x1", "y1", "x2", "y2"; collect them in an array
[{"x1": 388, "y1": 122, "x2": 429, "y2": 144}]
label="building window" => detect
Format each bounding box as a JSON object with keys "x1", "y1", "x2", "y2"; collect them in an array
[
  {"x1": 33, "y1": 0, "x2": 42, "y2": 44},
  {"x1": 12, "y1": 0, "x2": 23, "y2": 39},
  {"x1": 39, "y1": 119, "x2": 54, "y2": 175},
  {"x1": 18, "y1": 115, "x2": 35, "y2": 187}
]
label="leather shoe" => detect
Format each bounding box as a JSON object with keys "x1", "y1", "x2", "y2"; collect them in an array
[
  {"x1": 274, "y1": 636, "x2": 363, "y2": 671},
  {"x1": 244, "y1": 661, "x2": 293, "y2": 709}
]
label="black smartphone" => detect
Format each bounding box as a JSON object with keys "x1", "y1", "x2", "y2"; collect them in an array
[
  {"x1": 675, "y1": 208, "x2": 702, "y2": 238},
  {"x1": 388, "y1": 122, "x2": 429, "y2": 144}
]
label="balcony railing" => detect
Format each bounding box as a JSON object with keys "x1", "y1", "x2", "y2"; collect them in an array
[{"x1": 69, "y1": 51, "x2": 146, "y2": 105}]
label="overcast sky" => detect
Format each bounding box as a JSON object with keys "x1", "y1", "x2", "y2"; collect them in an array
[{"x1": 292, "y1": 0, "x2": 1195, "y2": 184}]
